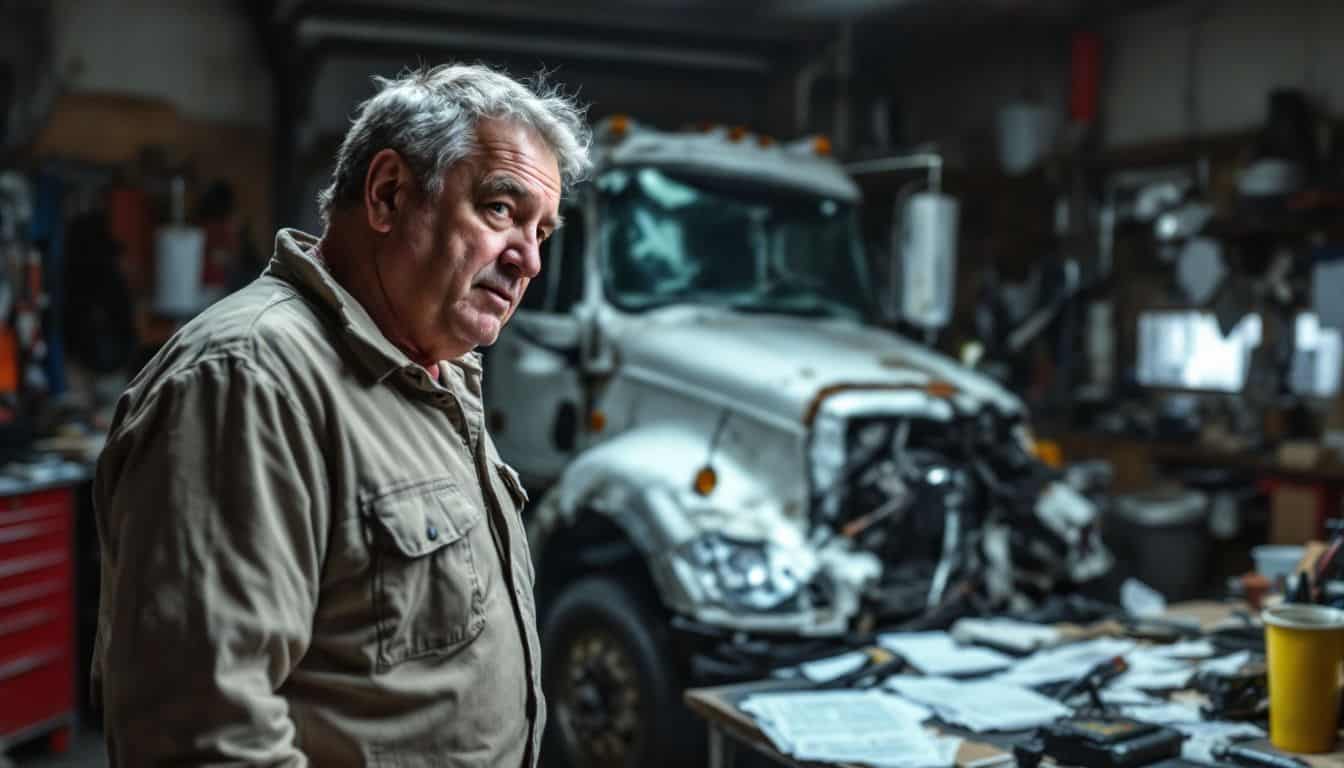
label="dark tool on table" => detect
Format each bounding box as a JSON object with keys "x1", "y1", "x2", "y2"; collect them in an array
[
  {"x1": 814, "y1": 646, "x2": 907, "y2": 690},
  {"x1": 1013, "y1": 738, "x2": 1045, "y2": 768},
  {"x1": 1212, "y1": 742, "x2": 1310, "y2": 768},
  {"x1": 1054, "y1": 655, "x2": 1129, "y2": 710},
  {"x1": 1193, "y1": 665, "x2": 1268, "y2": 721},
  {"x1": 1040, "y1": 717, "x2": 1184, "y2": 768}
]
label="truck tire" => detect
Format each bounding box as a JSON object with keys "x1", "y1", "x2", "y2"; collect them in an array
[{"x1": 540, "y1": 576, "x2": 696, "y2": 768}]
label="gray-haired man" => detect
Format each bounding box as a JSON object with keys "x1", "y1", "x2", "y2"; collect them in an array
[{"x1": 93, "y1": 64, "x2": 591, "y2": 766}]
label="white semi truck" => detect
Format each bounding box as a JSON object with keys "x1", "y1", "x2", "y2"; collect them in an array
[{"x1": 482, "y1": 117, "x2": 1110, "y2": 768}]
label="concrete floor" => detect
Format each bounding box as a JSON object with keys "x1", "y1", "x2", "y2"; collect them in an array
[{"x1": 5, "y1": 728, "x2": 105, "y2": 768}]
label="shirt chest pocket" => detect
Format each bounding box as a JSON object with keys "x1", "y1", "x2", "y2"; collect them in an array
[{"x1": 365, "y1": 479, "x2": 486, "y2": 669}]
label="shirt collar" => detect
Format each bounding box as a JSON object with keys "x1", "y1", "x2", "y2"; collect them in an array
[{"x1": 264, "y1": 228, "x2": 484, "y2": 389}]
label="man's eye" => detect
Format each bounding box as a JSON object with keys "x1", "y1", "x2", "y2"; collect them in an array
[{"x1": 487, "y1": 202, "x2": 510, "y2": 216}]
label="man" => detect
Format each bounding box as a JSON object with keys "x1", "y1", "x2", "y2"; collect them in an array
[{"x1": 92, "y1": 64, "x2": 590, "y2": 766}]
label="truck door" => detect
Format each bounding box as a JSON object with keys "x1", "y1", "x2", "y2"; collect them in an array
[{"x1": 484, "y1": 207, "x2": 587, "y2": 488}]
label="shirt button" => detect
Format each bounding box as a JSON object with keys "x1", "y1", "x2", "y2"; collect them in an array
[{"x1": 427, "y1": 525, "x2": 439, "y2": 541}]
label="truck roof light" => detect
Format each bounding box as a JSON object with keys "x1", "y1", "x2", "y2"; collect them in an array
[{"x1": 607, "y1": 114, "x2": 632, "y2": 139}]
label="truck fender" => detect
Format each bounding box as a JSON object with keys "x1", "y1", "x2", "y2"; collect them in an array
[{"x1": 527, "y1": 422, "x2": 741, "y2": 616}]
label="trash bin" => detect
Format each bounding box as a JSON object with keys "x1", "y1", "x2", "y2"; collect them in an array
[{"x1": 1106, "y1": 487, "x2": 1210, "y2": 601}]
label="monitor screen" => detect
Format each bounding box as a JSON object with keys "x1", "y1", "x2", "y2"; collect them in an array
[{"x1": 1137, "y1": 310, "x2": 1341, "y2": 397}]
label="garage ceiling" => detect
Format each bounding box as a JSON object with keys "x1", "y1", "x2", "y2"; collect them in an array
[{"x1": 269, "y1": 0, "x2": 1176, "y2": 52}]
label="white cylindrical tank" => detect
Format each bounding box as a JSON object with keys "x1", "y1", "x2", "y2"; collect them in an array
[{"x1": 154, "y1": 225, "x2": 204, "y2": 316}]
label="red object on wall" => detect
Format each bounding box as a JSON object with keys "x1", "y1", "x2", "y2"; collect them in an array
[
  {"x1": 1070, "y1": 31, "x2": 1102, "y2": 124},
  {"x1": 0, "y1": 487, "x2": 76, "y2": 753},
  {"x1": 106, "y1": 185, "x2": 153, "y2": 295}
]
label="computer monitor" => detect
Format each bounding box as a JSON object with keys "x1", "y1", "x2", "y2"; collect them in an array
[{"x1": 1136, "y1": 310, "x2": 1341, "y2": 398}]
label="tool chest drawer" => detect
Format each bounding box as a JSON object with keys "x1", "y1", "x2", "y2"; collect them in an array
[{"x1": 0, "y1": 487, "x2": 75, "y2": 748}]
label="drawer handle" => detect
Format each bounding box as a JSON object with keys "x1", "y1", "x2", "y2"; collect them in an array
[
  {"x1": 0, "y1": 505, "x2": 64, "y2": 529},
  {"x1": 0, "y1": 521, "x2": 61, "y2": 545},
  {"x1": 0, "y1": 607, "x2": 57, "y2": 637},
  {"x1": 0, "y1": 648, "x2": 62, "y2": 681},
  {"x1": 0, "y1": 580, "x2": 62, "y2": 610},
  {"x1": 0, "y1": 504, "x2": 64, "y2": 527},
  {"x1": 0, "y1": 551, "x2": 65, "y2": 580}
]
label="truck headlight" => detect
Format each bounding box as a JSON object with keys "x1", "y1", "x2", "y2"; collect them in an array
[{"x1": 681, "y1": 534, "x2": 816, "y2": 612}]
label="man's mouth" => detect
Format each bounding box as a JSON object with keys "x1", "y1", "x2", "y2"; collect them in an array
[{"x1": 477, "y1": 283, "x2": 513, "y2": 306}]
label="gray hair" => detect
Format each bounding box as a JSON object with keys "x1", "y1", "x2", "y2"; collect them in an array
[{"x1": 317, "y1": 63, "x2": 591, "y2": 222}]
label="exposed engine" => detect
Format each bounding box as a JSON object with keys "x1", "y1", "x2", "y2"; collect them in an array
[{"x1": 810, "y1": 404, "x2": 1112, "y2": 624}]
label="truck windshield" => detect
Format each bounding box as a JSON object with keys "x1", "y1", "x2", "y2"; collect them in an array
[{"x1": 598, "y1": 167, "x2": 876, "y2": 320}]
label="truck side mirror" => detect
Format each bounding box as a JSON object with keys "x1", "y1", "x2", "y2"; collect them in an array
[{"x1": 891, "y1": 192, "x2": 959, "y2": 332}]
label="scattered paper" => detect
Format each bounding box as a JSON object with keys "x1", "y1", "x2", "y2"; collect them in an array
[
  {"x1": 798, "y1": 651, "x2": 870, "y2": 683},
  {"x1": 1121, "y1": 578, "x2": 1167, "y2": 618},
  {"x1": 1175, "y1": 721, "x2": 1265, "y2": 765},
  {"x1": 1147, "y1": 640, "x2": 1216, "y2": 659},
  {"x1": 1111, "y1": 647, "x2": 1196, "y2": 691},
  {"x1": 951, "y1": 618, "x2": 1061, "y2": 653},
  {"x1": 1112, "y1": 668, "x2": 1195, "y2": 691},
  {"x1": 1197, "y1": 651, "x2": 1252, "y2": 676},
  {"x1": 878, "y1": 631, "x2": 1013, "y2": 676},
  {"x1": 1120, "y1": 701, "x2": 1205, "y2": 724},
  {"x1": 1097, "y1": 689, "x2": 1162, "y2": 706},
  {"x1": 885, "y1": 675, "x2": 1073, "y2": 732},
  {"x1": 990, "y1": 637, "x2": 1135, "y2": 688},
  {"x1": 742, "y1": 690, "x2": 949, "y2": 767}
]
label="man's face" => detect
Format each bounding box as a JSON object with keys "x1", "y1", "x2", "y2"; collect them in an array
[{"x1": 380, "y1": 118, "x2": 561, "y2": 362}]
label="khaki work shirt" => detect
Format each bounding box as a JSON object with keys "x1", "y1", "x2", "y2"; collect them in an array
[{"x1": 93, "y1": 229, "x2": 544, "y2": 766}]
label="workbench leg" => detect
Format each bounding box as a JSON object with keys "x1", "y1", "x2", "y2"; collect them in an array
[{"x1": 708, "y1": 725, "x2": 736, "y2": 768}]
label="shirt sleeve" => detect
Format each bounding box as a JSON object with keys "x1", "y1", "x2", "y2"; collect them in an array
[{"x1": 93, "y1": 354, "x2": 329, "y2": 766}]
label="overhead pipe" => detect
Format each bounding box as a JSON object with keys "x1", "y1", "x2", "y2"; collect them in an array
[{"x1": 295, "y1": 17, "x2": 772, "y2": 73}]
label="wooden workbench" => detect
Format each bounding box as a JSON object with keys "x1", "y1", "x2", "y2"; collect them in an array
[{"x1": 683, "y1": 601, "x2": 1344, "y2": 768}]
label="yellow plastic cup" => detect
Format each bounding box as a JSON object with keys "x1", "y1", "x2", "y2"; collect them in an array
[{"x1": 1264, "y1": 604, "x2": 1344, "y2": 754}]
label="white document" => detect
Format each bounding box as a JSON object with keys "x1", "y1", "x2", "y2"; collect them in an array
[
  {"x1": 1197, "y1": 651, "x2": 1252, "y2": 676},
  {"x1": 1112, "y1": 667, "x2": 1195, "y2": 691},
  {"x1": 1111, "y1": 647, "x2": 1195, "y2": 691},
  {"x1": 1098, "y1": 689, "x2": 1162, "y2": 706},
  {"x1": 1120, "y1": 701, "x2": 1205, "y2": 724},
  {"x1": 742, "y1": 690, "x2": 948, "y2": 767},
  {"x1": 885, "y1": 675, "x2": 1073, "y2": 732},
  {"x1": 990, "y1": 637, "x2": 1135, "y2": 688},
  {"x1": 798, "y1": 650, "x2": 870, "y2": 682},
  {"x1": 878, "y1": 631, "x2": 1013, "y2": 676},
  {"x1": 951, "y1": 618, "x2": 1061, "y2": 653},
  {"x1": 1147, "y1": 640, "x2": 1216, "y2": 659},
  {"x1": 1175, "y1": 721, "x2": 1265, "y2": 765}
]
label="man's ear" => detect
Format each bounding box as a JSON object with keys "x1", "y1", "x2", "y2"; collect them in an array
[{"x1": 363, "y1": 148, "x2": 412, "y2": 234}]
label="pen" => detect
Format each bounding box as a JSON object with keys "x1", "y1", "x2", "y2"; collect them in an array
[{"x1": 1213, "y1": 743, "x2": 1311, "y2": 768}]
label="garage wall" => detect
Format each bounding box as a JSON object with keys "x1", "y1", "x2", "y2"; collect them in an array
[
  {"x1": 879, "y1": 27, "x2": 1071, "y2": 167},
  {"x1": 50, "y1": 0, "x2": 270, "y2": 126},
  {"x1": 1105, "y1": 0, "x2": 1344, "y2": 148}
]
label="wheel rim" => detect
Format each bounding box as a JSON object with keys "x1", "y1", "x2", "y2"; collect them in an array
[{"x1": 555, "y1": 626, "x2": 643, "y2": 768}]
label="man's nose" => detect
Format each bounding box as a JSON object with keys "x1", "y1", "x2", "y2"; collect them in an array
[{"x1": 501, "y1": 233, "x2": 541, "y2": 280}]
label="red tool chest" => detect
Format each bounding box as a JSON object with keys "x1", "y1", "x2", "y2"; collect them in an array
[{"x1": 0, "y1": 486, "x2": 76, "y2": 754}]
